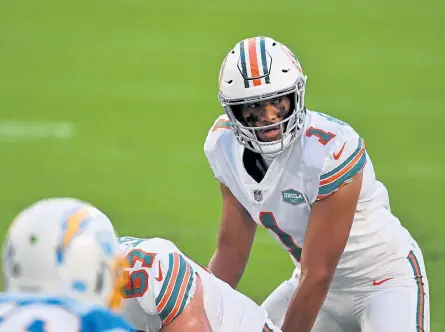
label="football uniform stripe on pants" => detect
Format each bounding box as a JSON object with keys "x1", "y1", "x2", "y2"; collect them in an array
[{"x1": 408, "y1": 250, "x2": 425, "y2": 332}]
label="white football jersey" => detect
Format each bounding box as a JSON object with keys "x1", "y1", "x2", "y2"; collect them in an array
[
  {"x1": 118, "y1": 236, "x2": 280, "y2": 332},
  {"x1": 204, "y1": 110, "x2": 414, "y2": 288}
]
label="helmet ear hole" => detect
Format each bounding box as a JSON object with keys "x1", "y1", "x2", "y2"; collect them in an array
[
  {"x1": 94, "y1": 261, "x2": 106, "y2": 294},
  {"x1": 12, "y1": 263, "x2": 21, "y2": 277}
]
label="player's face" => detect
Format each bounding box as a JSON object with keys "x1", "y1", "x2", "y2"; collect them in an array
[{"x1": 240, "y1": 96, "x2": 291, "y2": 142}]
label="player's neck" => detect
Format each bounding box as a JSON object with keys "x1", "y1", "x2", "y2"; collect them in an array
[{"x1": 242, "y1": 148, "x2": 268, "y2": 183}]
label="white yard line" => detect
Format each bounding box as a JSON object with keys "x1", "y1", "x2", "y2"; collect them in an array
[{"x1": 0, "y1": 120, "x2": 75, "y2": 141}]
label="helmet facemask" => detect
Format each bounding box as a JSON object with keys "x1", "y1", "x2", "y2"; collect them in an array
[{"x1": 220, "y1": 75, "x2": 307, "y2": 157}]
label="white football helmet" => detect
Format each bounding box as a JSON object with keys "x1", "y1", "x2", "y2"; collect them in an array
[
  {"x1": 2, "y1": 198, "x2": 125, "y2": 311},
  {"x1": 218, "y1": 36, "x2": 307, "y2": 156}
]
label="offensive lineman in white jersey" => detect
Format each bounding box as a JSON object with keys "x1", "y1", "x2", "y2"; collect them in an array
[
  {"x1": 118, "y1": 236, "x2": 280, "y2": 332},
  {"x1": 204, "y1": 36, "x2": 429, "y2": 332},
  {"x1": 0, "y1": 198, "x2": 133, "y2": 332}
]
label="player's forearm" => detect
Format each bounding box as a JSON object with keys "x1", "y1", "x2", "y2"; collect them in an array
[
  {"x1": 208, "y1": 248, "x2": 246, "y2": 288},
  {"x1": 281, "y1": 272, "x2": 332, "y2": 332},
  {"x1": 161, "y1": 316, "x2": 212, "y2": 332}
]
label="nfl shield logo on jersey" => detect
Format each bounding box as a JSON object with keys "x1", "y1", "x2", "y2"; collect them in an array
[
  {"x1": 282, "y1": 189, "x2": 305, "y2": 206},
  {"x1": 253, "y1": 189, "x2": 263, "y2": 202}
]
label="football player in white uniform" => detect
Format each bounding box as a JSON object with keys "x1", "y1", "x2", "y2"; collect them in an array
[
  {"x1": 118, "y1": 236, "x2": 280, "y2": 332},
  {"x1": 205, "y1": 36, "x2": 429, "y2": 332},
  {"x1": 1, "y1": 198, "x2": 133, "y2": 332}
]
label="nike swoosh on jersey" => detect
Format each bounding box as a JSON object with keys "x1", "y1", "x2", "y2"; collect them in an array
[
  {"x1": 372, "y1": 277, "x2": 393, "y2": 286},
  {"x1": 333, "y1": 142, "x2": 346, "y2": 160},
  {"x1": 155, "y1": 260, "x2": 163, "y2": 282}
]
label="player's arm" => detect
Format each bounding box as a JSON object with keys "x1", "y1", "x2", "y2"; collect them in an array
[
  {"x1": 208, "y1": 182, "x2": 257, "y2": 288},
  {"x1": 161, "y1": 275, "x2": 212, "y2": 332},
  {"x1": 281, "y1": 136, "x2": 366, "y2": 332}
]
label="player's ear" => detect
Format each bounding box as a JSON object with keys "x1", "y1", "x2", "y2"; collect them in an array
[{"x1": 160, "y1": 275, "x2": 212, "y2": 332}]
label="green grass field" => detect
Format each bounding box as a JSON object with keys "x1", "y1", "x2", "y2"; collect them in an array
[{"x1": 0, "y1": 0, "x2": 444, "y2": 329}]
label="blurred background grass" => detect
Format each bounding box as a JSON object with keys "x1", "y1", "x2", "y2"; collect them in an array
[{"x1": 0, "y1": 0, "x2": 443, "y2": 329}]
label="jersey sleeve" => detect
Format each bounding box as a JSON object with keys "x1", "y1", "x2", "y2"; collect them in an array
[
  {"x1": 140, "y1": 252, "x2": 197, "y2": 326},
  {"x1": 316, "y1": 131, "x2": 367, "y2": 201},
  {"x1": 203, "y1": 115, "x2": 231, "y2": 185}
]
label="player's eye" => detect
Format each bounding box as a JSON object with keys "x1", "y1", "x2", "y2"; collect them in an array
[
  {"x1": 247, "y1": 103, "x2": 258, "y2": 109},
  {"x1": 271, "y1": 98, "x2": 282, "y2": 105}
]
